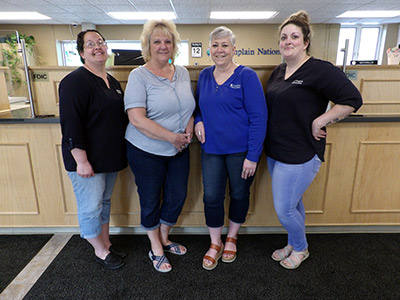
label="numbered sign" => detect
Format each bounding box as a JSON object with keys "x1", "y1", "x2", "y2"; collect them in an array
[{"x1": 191, "y1": 42, "x2": 202, "y2": 58}]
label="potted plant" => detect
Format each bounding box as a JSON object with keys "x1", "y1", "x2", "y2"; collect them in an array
[{"x1": 0, "y1": 33, "x2": 36, "y2": 89}]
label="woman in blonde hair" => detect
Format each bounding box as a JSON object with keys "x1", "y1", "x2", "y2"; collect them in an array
[
  {"x1": 265, "y1": 11, "x2": 362, "y2": 269},
  {"x1": 124, "y1": 19, "x2": 195, "y2": 273}
]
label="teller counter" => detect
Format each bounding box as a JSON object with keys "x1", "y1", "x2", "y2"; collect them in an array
[
  {"x1": 2, "y1": 116, "x2": 400, "y2": 228},
  {"x1": 1, "y1": 65, "x2": 400, "y2": 229}
]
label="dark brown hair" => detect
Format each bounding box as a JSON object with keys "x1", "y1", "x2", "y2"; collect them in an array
[
  {"x1": 279, "y1": 10, "x2": 313, "y2": 54},
  {"x1": 76, "y1": 29, "x2": 106, "y2": 64}
]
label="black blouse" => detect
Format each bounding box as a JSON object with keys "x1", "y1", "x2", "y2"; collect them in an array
[
  {"x1": 59, "y1": 67, "x2": 128, "y2": 172},
  {"x1": 265, "y1": 58, "x2": 362, "y2": 164}
]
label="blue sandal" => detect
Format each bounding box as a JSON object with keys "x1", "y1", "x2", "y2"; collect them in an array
[
  {"x1": 163, "y1": 242, "x2": 187, "y2": 255},
  {"x1": 148, "y1": 250, "x2": 172, "y2": 273}
]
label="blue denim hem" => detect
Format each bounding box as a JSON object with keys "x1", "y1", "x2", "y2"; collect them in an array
[
  {"x1": 141, "y1": 223, "x2": 161, "y2": 231},
  {"x1": 80, "y1": 228, "x2": 102, "y2": 239},
  {"x1": 160, "y1": 219, "x2": 176, "y2": 227}
]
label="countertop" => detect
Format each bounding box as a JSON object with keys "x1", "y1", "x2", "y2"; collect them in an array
[{"x1": 1, "y1": 115, "x2": 400, "y2": 124}]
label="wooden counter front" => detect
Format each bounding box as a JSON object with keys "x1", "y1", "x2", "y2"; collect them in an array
[{"x1": 1, "y1": 119, "x2": 400, "y2": 227}]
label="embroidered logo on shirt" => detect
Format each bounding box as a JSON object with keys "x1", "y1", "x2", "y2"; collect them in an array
[
  {"x1": 292, "y1": 80, "x2": 303, "y2": 85},
  {"x1": 230, "y1": 84, "x2": 241, "y2": 89},
  {"x1": 116, "y1": 89, "x2": 122, "y2": 94}
]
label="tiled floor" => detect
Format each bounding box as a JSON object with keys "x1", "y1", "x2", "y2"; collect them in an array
[{"x1": 0, "y1": 234, "x2": 72, "y2": 300}]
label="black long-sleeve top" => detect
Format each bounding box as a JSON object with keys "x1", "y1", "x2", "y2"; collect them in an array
[
  {"x1": 265, "y1": 57, "x2": 363, "y2": 164},
  {"x1": 59, "y1": 67, "x2": 128, "y2": 172}
]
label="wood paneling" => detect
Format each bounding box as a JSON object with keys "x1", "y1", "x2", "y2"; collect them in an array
[
  {"x1": 2, "y1": 121, "x2": 400, "y2": 227},
  {"x1": 0, "y1": 143, "x2": 39, "y2": 214},
  {"x1": 0, "y1": 67, "x2": 10, "y2": 112},
  {"x1": 348, "y1": 66, "x2": 400, "y2": 116}
]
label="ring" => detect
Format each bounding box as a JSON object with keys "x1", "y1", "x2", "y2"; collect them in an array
[
  {"x1": 242, "y1": 169, "x2": 246, "y2": 173},
  {"x1": 198, "y1": 131, "x2": 201, "y2": 135}
]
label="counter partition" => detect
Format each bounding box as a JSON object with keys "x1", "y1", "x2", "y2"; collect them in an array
[{"x1": 1, "y1": 65, "x2": 400, "y2": 229}]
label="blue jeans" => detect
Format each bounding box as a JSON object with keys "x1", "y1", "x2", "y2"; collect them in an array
[
  {"x1": 201, "y1": 151, "x2": 255, "y2": 228},
  {"x1": 126, "y1": 141, "x2": 190, "y2": 230},
  {"x1": 68, "y1": 172, "x2": 118, "y2": 239},
  {"x1": 267, "y1": 155, "x2": 322, "y2": 251}
]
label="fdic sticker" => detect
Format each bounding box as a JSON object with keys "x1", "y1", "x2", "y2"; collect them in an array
[{"x1": 32, "y1": 72, "x2": 49, "y2": 82}]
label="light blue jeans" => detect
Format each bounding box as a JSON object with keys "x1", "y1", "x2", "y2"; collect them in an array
[
  {"x1": 267, "y1": 155, "x2": 322, "y2": 251},
  {"x1": 68, "y1": 172, "x2": 118, "y2": 239}
]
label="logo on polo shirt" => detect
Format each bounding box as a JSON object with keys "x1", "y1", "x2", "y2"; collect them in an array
[
  {"x1": 292, "y1": 80, "x2": 303, "y2": 85},
  {"x1": 230, "y1": 84, "x2": 241, "y2": 89}
]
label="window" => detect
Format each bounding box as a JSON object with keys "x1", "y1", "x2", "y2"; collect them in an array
[
  {"x1": 57, "y1": 40, "x2": 189, "y2": 66},
  {"x1": 336, "y1": 25, "x2": 385, "y2": 65}
]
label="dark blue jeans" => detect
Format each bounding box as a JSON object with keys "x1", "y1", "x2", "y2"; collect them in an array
[
  {"x1": 201, "y1": 150, "x2": 255, "y2": 228},
  {"x1": 126, "y1": 141, "x2": 190, "y2": 230}
]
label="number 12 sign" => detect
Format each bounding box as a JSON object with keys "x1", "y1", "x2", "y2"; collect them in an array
[{"x1": 191, "y1": 42, "x2": 202, "y2": 58}]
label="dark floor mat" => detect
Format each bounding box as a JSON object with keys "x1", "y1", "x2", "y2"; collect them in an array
[
  {"x1": 25, "y1": 233, "x2": 400, "y2": 300},
  {"x1": 0, "y1": 234, "x2": 53, "y2": 292}
]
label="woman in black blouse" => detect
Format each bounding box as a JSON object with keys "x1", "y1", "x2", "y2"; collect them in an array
[
  {"x1": 59, "y1": 30, "x2": 128, "y2": 270},
  {"x1": 265, "y1": 11, "x2": 362, "y2": 269}
]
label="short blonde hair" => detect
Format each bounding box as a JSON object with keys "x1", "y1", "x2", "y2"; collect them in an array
[{"x1": 140, "y1": 19, "x2": 181, "y2": 63}]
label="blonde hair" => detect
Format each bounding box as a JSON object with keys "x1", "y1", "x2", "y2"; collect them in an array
[
  {"x1": 209, "y1": 26, "x2": 236, "y2": 46},
  {"x1": 140, "y1": 19, "x2": 181, "y2": 63},
  {"x1": 279, "y1": 10, "x2": 313, "y2": 54}
]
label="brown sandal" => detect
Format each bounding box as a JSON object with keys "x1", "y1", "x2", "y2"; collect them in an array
[
  {"x1": 222, "y1": 237, "x2": 237, "y2": 263},
  {"x1": 202, "y1": 243, "x2": 223, "y2": 271}
]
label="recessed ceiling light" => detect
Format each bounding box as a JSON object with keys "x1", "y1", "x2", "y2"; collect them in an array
[
  {"x1": 107, "y1": 12, "x2": 176, "y2": 20},
  {"x1": 336, "y1": 10, "x2": 400, "y2": 18},
  {"x1": 210, "y1": 11, "x2": 278, "y2": 19},
  {"x1": 0, "y1": 12, "x2": 50, "y2": 20}
]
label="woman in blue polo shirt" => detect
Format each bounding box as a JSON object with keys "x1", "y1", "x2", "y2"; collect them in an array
[{"x1": 195, "y1": 26, "x2": 267, "y2": 271}]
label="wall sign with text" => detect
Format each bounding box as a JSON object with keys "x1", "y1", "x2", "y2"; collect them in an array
[{"x1": 191, "y1": 42, "x2": 202, "y2": 58}]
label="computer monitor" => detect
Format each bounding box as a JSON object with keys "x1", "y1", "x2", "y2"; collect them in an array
[{"x1": 112, "y1": 49, "x2": 145, "y2": 65}]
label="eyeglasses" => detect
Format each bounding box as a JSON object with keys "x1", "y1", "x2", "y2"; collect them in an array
[{"x1": 84, "y1": 40, "x2": 107, "y2": 49}]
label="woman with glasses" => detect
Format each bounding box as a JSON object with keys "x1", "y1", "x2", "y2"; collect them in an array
[
  {"x1": 59, "y1": 30, "x2": 128, "y2": 270},
  {"x1": 124, "y1": 19, "x2": 195, "y2": 273}
]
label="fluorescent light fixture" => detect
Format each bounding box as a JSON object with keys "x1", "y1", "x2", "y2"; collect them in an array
[
  {"x1": 0, "y1": 12, "x2": 51, "y2": 20},
  {"x1": 210, "y1": 11, "x2": 278, "y2": 19},
  {"x1": 337, "y1": 10, "x2": 400, "y2": 18},
  {"x1": 107, "y1": 12, "x2": 176, "y2": 20},
  {"x1": 362, "y1": 22, "x2": 380, "y2": 25}
]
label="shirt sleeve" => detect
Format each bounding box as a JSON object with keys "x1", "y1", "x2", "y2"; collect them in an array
[
  {"x1": 124, "y1": 68, "x2": 147, "y2": 112},
  {"x1": 242, "y1": 68, "x2": 268, "y2": 162},
  {"x1": 315, "y1": 62, "x2": 363, "y2": 112},
  {"x1": 59, "y1": 71, "x2": 90, "y2": 151},
  {"x1": 194, "y1": 70, "x2": 204, "y2": 124}
]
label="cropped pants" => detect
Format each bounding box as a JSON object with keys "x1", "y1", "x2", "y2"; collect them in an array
[{"x1": 126, "y1": 141, "x2": 190, "y2": 230}]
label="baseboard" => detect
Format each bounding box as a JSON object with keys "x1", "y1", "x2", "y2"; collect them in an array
[{"x1": 1, "y1": 225, "x2": 400, "y2": 235}]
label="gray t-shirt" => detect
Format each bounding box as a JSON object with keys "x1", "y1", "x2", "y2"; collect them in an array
[{"x1": 124, "y1": 65, "x2": 196, "y2": 156}]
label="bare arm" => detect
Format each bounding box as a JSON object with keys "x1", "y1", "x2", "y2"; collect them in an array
[
  {"x1": 70, "y1": 148, "x2": 94, "y2": 178},
  {"x1": 312, "y1": 104, "x2": 355, "y2": 140},
  {"x1": 127, "y1": 107, "x2": 190, "y2": 151},
  {"x1": 195, "y1": 121, "x2": 205, "y2": 144}
]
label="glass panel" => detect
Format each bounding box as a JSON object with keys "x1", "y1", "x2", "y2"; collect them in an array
[
  {"x1": 336, "y1": 27, "x2": 356, "y2": 65},
  {"x1": 0, "y1": 30, "x2": 32, "y2": 118},
  {"x1": 358, "y1": 27, "x2": 380, "y2": 60},
  {"x1": 59, "y1": 40, "x2": 189, "y2": 66}
]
